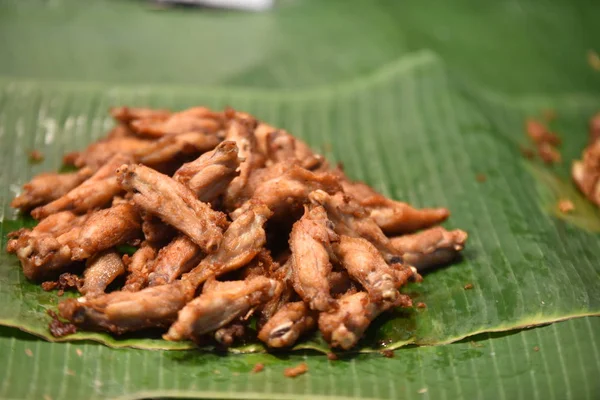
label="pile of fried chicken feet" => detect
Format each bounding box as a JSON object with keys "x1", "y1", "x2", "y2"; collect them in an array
[{"x1": 7, "y1": 106, "x2": 467, "y2": 350}]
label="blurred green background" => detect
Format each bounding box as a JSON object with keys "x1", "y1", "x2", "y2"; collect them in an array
[{"x1": 1, "y1": 0, "x2": 599, "y2": 94}]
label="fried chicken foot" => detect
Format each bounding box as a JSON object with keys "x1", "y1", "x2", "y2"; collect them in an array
[
  {"x1": 342, "y1": 181, "x2": 449, "y2": 235},
  {"x1": 138, "y1": 131, "x2": 222, "y2": 167},
  {"x1": 6, "y1": 211, "x2": 88, "y2": 280},
  {"x1": 334, "y1": 236, "x2": 400, "y2": 303},
  {"x1": 70, "y1": 202, "x2": 142, "y2": 260},
  {"x1": 308, "y1": 190, "x2": 400, "y2": 263},
  {"x1": 66, "y1": 131, "x2": 220, "y2": 171},
  {"x1": 58, "y1": 280, "x2": 194, "y2": 335},
  {"x1": 289, "y1": 205, "x2": 338, "y2": 311},
  {"x1": 223, "y1": 117, "x2": 264, "y2": 209},
  {"x1": 110, "y1": 106, "x2": 171, "y2": 125},
  {"x1": 122, "y1": 242, "x2": 158, "y2": 292},
  {"x1": 129, "y1": 107, "x2": 224, "y2": 137},
  {"x1": 81, "y1": 250, "x2": 126, "y2": 297},
  {"x1": 117, "y1": 164, "x2": 227, "y2": 253},
  {"x1": 164, "y1": 276, "x2": 280, "y2": 341},
  {"x1": 389, "y1": 227, "x2": 468, "y2": 271},
  {"x1": 318, "y1": 291, "x2": 410, "y2": 350},
  {"x1": 232, "y1": 166, "x2": 341, "y2": 219},
  {"x1": 11, "y1": 168, "x2": 93, "y2": 211},
  {"x1": 174, "y1": 140, "x2": 240, "y2": 203},
  {"x1": 258, "y1": 301, "x2": 317, "y2": 348},
  {"x1": 31, "y1": 154, "x2": 131, "y2": 220},
  {"x1": 183, "y1": 202, "x2": 272, "y2": 287},
  {"x1": 148, "y1": 235, "x2": 203, "y2": 286},
  {"x1": 265, "y1": 130, "x2": 325, "y2": 170}
]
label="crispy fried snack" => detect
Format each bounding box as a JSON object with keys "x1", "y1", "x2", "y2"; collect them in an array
[{"x1": 7, "y1": 105, "x2": 467, "y2": 350}]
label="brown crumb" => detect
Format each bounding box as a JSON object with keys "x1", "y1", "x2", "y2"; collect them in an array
[
  {"x1": 251, "y1": 363, "x2": 265, "y2": 373},
  {"x1": 526, "y1": 119, "x2": 561, "y2": 146},
  {"x1": 41, "y1": 281, "x2": 59, "y2": 291},
  {"x1": 557, "y1": 199, "x2": 575, "y2": 214},
  {"x1": 416, "y1": 302, "x2": 427, "y2": 309},
  {"x1": 475, "y1": 173, "x2": 487, "y2": 183},
  {"x1": 588, "y1": 49, "x2": 600, "y2": 71},
  {"x1": 537, "y1": 142, "x2": 561, "y2": 164},
  {"x1": 464, "y1": 283, "x2": 474, "y2": 290},
  {"x1": 65, "y1": 369, "x2": 76, "y2": 376},
  {"x1": 28, "y1": 150, "x2": 44, "y2": 163},
  {"x1": 470, "y1": 341, "x2": 484, "y2": 348},
  {"x1": 43, "y1": 395, "x2": 52, "y2": 400},
  {"x1": 41, "y1": 273, "x2": 83, "y2": 296},
  {"x1": 76, "y1": 348, "x2": 83, "y2": 357},
  {"x1": 520, "y1": 145, "x2": 536, "y2": 160},
  {"x1": 284, "y1": 362, "x2": 308, "y2": 378},
  {"x1": 533, "y1": 346, "x2": 540, "y2": 352},
  {"x1": 326, "y1": 352, "x2": 338, "y2": 361},
  {"x1": 380, "y1": 349, "x2": 394, "y2": 358},
  {"x1": 47, "y1": 309, "x2": 77, "y2": 338},
  {"x1": 538, "y1": 145, "x2": 561, "y2": 164},
  {"x1": 25, "y1": 348, "x2": 33, "y2": 357}
]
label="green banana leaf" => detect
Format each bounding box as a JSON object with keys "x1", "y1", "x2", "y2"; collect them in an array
[{"x1": 0, "y1": 0, "x2": 599, "y2": 398}]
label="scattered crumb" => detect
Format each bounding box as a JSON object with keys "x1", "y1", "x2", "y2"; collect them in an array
[
  {"x1": 557, "y1": 199, "x2": 575, "y2": 214},
  {"x1": 326, "y1": 352, "x2": 338, "y2": 361},
  {"x1": 475, "y1": 173, "x2": 487, "y2": 183},
  {"x1": 418, "y1": 388, "x2": 428, "y2": 394},
  {"x1": 588, "y1": 49, "x2": 600, "y2": 71},
  {"x1": 470, "y1": 341, "x2": 484, "y2": 348},
  {"x1": 520, "y1": 145, "x2": 536, "y2": 160},
  {"x1": 41, "y1": 273, "x2": 82, "y2": 296},
  {"x1": 25, "y1": 348, "x2": 33, "y2": 357},
  {"x1": 380, "y1": 350, "x2": 394, "y2": 358},
  {"x1": 284, "y1": 363, "x2": 308, "y2": 378},
  {"x1": 251, "y1": 363, "x2": 265, "y2": 373},
  {"x1": 43, "y1": 395, "x2": 52, "y2": 400},
  {"x1": 65, "y1": 368, "x2": 76, "y2": 376},
  {"x1": 524, "y1": 118, "x2": 562, "y2": 165},
  {"x1": 47, "y1": 309, "x2": 77, "y2": 338},
  {"x1": 526, "y1": 119, "x2": 561, "y2": 146},
  {"x1": 75, "y1": 348, "x2": 83, "y2": 357},
  {"x1": 538, "y1": 142, "x2": 561, "y2": 164},
  {"x1": 533, "y1": 346, "x2": 540, "y2": 352},
  {"x1": 464, "y1": 283, "x2": 474, "y2": 290},
  {"x1": 28, "y1": 150, "x2": 44, "y2": 163},
  {"x1": 213, "y1": 370, "x2": 221, "y2": 374},
  {"x1": 416, "y1": 302, "x2": 427, "y2": 309}
]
